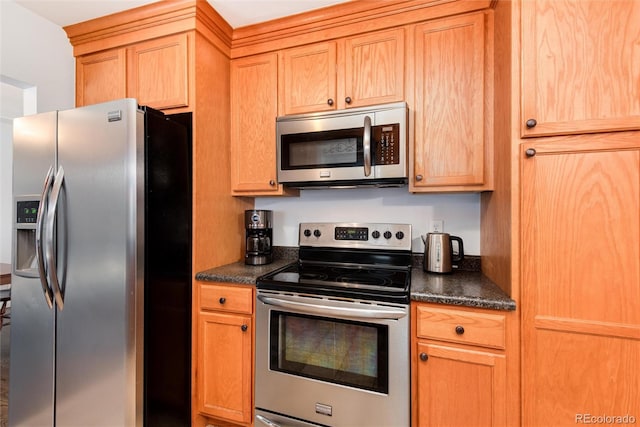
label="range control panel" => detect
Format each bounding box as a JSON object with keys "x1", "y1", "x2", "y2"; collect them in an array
[{"x1": 299, "y1": 222, "x2": 412, "y2": 251}]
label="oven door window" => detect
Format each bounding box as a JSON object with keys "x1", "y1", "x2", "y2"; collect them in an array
[
  {"x1": 281, "y1": 128, "x2": 364, "y2": 170},
  {"x1": 269, "y1": 311, "x2": 389, "y2": 394}
]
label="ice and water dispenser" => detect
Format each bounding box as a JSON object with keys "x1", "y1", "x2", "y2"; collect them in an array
[{"x1": 14, "y1": 198, "x2": 40, "y2": 277}]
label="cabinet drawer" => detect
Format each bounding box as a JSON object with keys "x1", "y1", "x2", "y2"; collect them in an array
[
  {"x1": 200, "y1": 284, "x2": 253, "y2": 314},
  {"x1": 416, "y1": 305, "x2": 506, "y2": 349}
]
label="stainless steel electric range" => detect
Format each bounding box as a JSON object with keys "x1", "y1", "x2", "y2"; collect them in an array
[{"x1": 255, "y1": 222, "x2": 412, "y2": 427}]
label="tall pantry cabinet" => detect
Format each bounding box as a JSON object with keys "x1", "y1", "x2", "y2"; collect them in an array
[
  {"x1": 514, "y1": 1, "x2": 640, "y2": 425},
  {"x1": 65, "y1": 5, "x2": 254, "y2": 427}
]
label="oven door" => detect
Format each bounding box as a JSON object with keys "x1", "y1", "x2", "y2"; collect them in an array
[{"x1": 255, "y1": 290, "x2": 410, "y2": 427}]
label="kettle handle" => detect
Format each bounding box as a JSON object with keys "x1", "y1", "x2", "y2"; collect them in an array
[{"x1": 450, "y1": 236, "x2": 464, "y2": 263}]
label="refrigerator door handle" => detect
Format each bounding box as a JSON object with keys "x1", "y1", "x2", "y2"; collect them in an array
[
  {"x1": 36, "y1": 166, "x2": 55, "y2": 309},
  {"x1": 46, "y1": 166, "x2": 65, "y2": 310}
]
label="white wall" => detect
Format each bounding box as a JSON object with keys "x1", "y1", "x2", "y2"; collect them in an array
[
  {"x1": 255, "y1": 188, "x2": 482, "y2": 255},
  {"x1": 0, "y1": 0, "x2": 75, "y2": 264}
]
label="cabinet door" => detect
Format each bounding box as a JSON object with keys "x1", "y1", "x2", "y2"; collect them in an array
[
  {"x1": 75, "y1": 48, "x2": 126, "y2": 107},
  {"x1": 521, "y1": 134, "x2": 640, "y2": 425},
  {"x1": 412, "y1": 12, "x2": 489, "y2": 191},
  {"x1": 415, "y1": 341, "x2": 506, "y2": 427},
  {"x1": 279, "y1": 42, "x2": 337, "y2": 115},
  {"x1": 127, "y1": 33, "x2": 189, "y2": 110},
  {"x1": 231, "y1": 53, "x2": 291, "y2": 196},
  {"x1": 197, "y1": 311, "x2": 252, "y2": 424},
  {"x1": 343, "y1": 28, "x2": 405, "y2": 109},
  {"x1": 521, "y1": 0, "x2": 640, "y2": 137}
]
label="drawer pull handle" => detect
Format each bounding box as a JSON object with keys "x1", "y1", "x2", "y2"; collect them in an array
[
  {"x1": 241, "y1": 324, "x2": 248, "y2": 332},
  {"x1": 219, "y1": 297, "x2": 226, "y2": 305},
  {"x1": 455, "y1": 325, "x2": 465, "y2": 335},
  {"x1": 419, "y1": 352, "x2": 428, "y2": 362}
]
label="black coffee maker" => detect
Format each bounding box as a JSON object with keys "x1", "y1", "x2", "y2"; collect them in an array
[{"x1": 245, "y1": 210, "x2": 273, "y2": 265}]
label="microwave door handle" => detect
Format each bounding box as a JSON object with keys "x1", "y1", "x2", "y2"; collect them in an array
[{"x1": 363, "y1": 115, "x2": 372, "y2": 177}]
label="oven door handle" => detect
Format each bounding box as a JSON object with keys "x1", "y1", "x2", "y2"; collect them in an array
[{"x1": 257, "y1": 294, "x2": 407, "y2": 320}]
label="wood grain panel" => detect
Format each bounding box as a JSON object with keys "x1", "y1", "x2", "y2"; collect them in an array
[
  {"x1": 521, "y1": 0, "x2": 640, "y2": 137},
  {"x1": 230, "y1": 53, "x2": 292, "y2": 195},
  {"x1": 200, "y1": 284, "x2": 253, "y2": 314},
  {"x1": 344, "y1": 28, "x2": 405, "y2": 108},
  {"x1": 523, "y1": 329, "x2": 639, "y2": 427},
  {"x1": 197, "y1": 311, "x2": 252, "y2": 423},
  {"x1": 75, "y1": 48, "x2": 126, "y2": 107},
  {"x1": 412, "y1": 12, "x2": 487, "y2": 188},
  {"x1": 522, "y1": 147, "x2": 640, "y2": 326},
  {"x1": 127, "y1": 33, "x2": 189, "y2": 109},
  {"x1": 279, "y1": 42, "x2": 337, "y2": 115},
  {"x1": 415, "y1": 342, "x2": 506, "y2": 427},
  {"x1": 416, "y1": 305, "x2": 506, "y2": 349}
]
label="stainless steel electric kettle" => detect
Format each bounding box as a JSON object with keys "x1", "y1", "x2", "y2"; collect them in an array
[{"x1": 422, "y1": 232, "x2": 464, "y2": 273}]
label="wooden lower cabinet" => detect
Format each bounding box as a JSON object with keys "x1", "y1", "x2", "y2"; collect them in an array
[
  {"x1": 195, "y1": 282, "x2": 254, "y2": 426},
  {"x1": 412, "y1": 303, "x2": 508, "y2": 427}
]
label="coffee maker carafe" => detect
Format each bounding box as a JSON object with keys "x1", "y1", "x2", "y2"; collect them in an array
[{"x1": 245, "y1": 210, "x2": 273, "y2": 265}]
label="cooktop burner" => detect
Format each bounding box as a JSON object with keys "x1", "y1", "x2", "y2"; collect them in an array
[
  {"x1": 258, "y1": 261, "x2": 411, "y2": 303},
  {"x1": 257, "y1": 222, "x2": 413, "y2": 304}
]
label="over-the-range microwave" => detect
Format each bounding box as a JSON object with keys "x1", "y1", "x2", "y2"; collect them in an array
[{"x1": 276, "y1": 102, "x2": 408, "y2": 189}]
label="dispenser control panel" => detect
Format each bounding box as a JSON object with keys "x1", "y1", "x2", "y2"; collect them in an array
[{"x1": 17, "y1": 200, "x2": 40, "y2": 224}]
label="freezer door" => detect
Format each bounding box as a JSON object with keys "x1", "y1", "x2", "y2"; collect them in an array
[
  {"x1": 54, "y1": 99, "x2": 144, "y2": 427},
  {"x1": 9, "y1": 112, "x2": 57, "y2": 426}
]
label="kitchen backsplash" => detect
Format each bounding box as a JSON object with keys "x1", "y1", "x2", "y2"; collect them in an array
[{"x1": 256, "y1": 187, "x2": 481, "y2": 255}]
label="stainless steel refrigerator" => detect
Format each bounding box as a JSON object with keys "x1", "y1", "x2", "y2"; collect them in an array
[{"x1": 9, "y1": 98, "x2": 192, "y2": 426}]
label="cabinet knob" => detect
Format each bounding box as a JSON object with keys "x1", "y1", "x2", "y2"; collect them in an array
[
  {"x1": 525, "y1": 148, "x2": 537, "y2": 157},
  {"x1": 525, "y1": 118, "x2": 537, "y2": 128},
  {"x1": 327, "y1": 98, "x2": 334, "y2": 106},
  {"x1": 415, "y1": 174, "x2": 423, "y2": 182},
  {"x1": 455, "y1": 325, "x2": 465, "y2": 335},
  {"x1": 345, "y1": 96, "x2": 352, "y2": 104},
  {"x1": 269, "y1": 180, "x2": 276, "y2": 186},
  {"x1": 419, "y1": 352, "x2": 428, "y2": 362},
  {"x1": 241, "y1": 324, "x2": 248, "y2": 332},
  {"x1": 219, "y1": 297, "x2": 226, "y2": 305}
]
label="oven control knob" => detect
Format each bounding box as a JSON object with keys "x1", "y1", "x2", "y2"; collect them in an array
[
  {"x1": 383, "y1": 231, "x2": 392, "y2": 239},
  {"x1": 396, "y1": 231, "x2": 405, "y2": 240},
  {"x1": 304, "y1": 229, "x2": 312, "y2": 237},
  {"x1": 314, "y1": 229, "x2": 322, "y2": 237},
  {"x1": 372, "y1": 230, "x2": 380, "y2": 239}
]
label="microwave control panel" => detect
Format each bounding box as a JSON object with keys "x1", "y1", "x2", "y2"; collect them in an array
[{"x1": 373, "y1": 124, "x2": 400, "y2": 165}]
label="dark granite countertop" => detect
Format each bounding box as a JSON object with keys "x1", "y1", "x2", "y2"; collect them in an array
[
  {"x1": 411, "y1": 268, "x2": 516, "y2": 311},
  {"x1": 195, "y1": 259, "x2": 293, "y2": 285},
  {"x1": 195, "y1": 248, "x2": 516, "y2": 311}
]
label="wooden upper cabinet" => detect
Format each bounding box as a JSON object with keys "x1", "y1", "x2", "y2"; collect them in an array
[
  {"x1": 75, "y1": 33, "x2": 189, "y2": 110},
  {"x1": 521, "y1": 0, "x2": 640, "y2": 137},
  {"x1": 279, "y1": 42, "x2": 337, "y2": 115},
  {"x1": 411, "y1": 11, "x2": 492, "y2": 191},
  {"x1": 76, "y1": 48, "x2": 126, "y2": 107},
  {"x1": 278, "y1": 28, "x2": 404, "y2": 115},
  {"x1": 231, "y1": 53, "x2": 289, "y2": 196},
  {"x1": 127, "y1": 33, "x2": 189, "y2": 110},
  {"x1": 343, "y1": 28, "x2": 405, "y2": 109}
]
